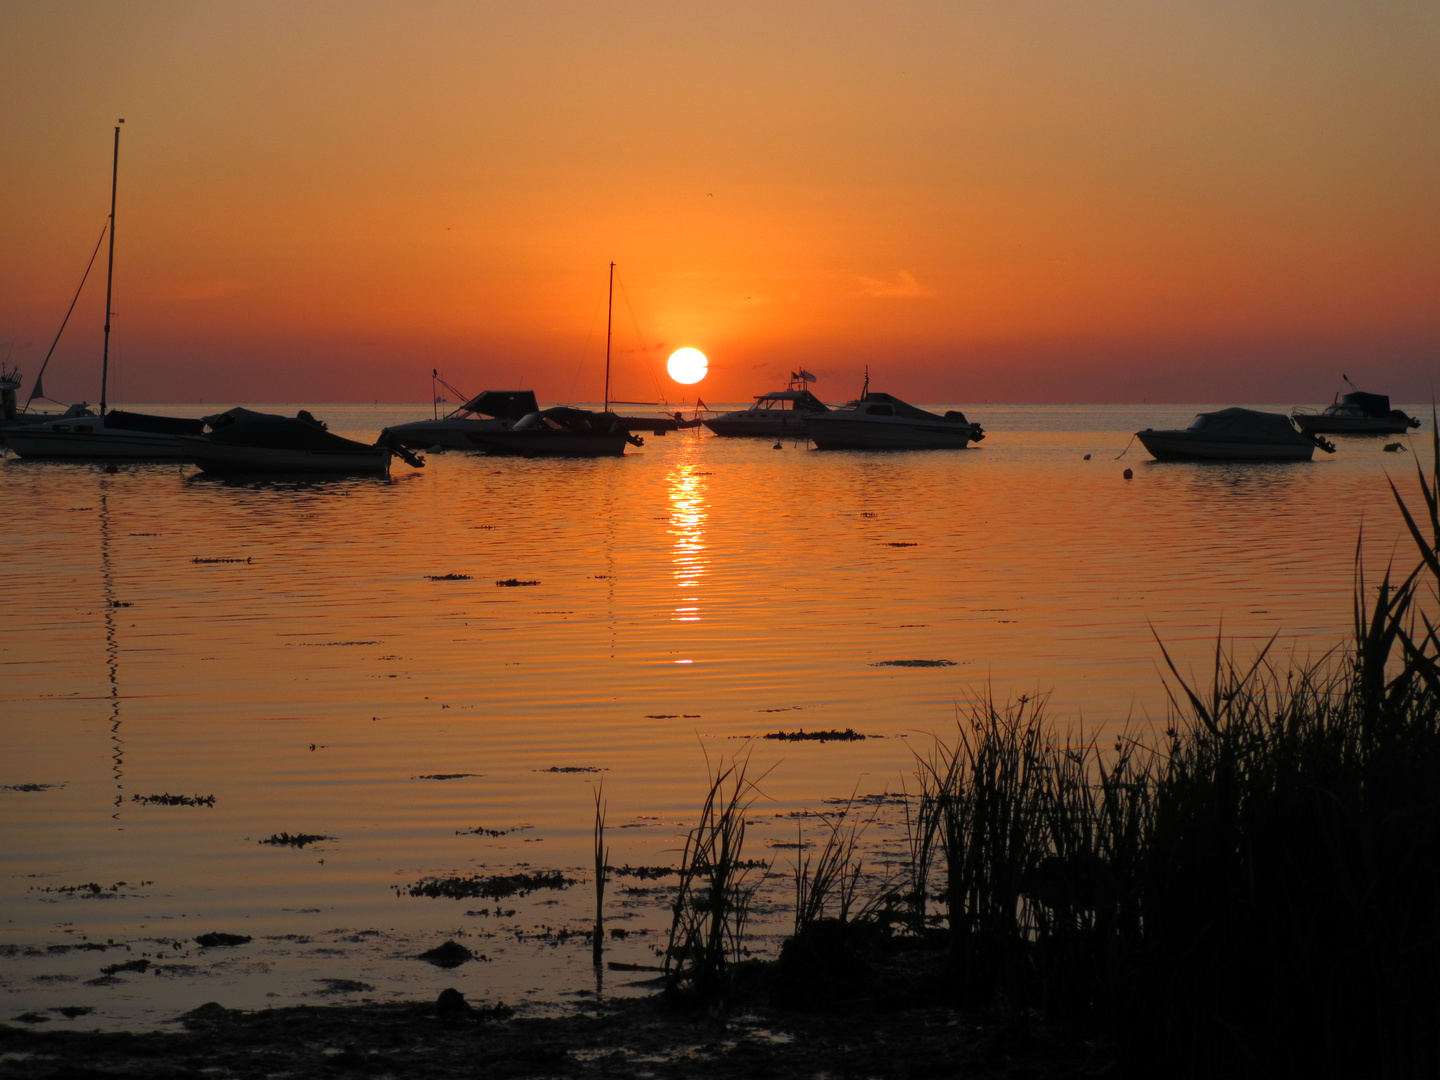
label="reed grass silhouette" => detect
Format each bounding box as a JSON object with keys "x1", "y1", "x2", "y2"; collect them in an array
[
  {"x1": 655, "y1": 415, "x2": 1440, "y2": 1076},
  {"x1": 663, "y1": 752, "x2": 770, "y2": 1004},
  {"x1": 591, "y1": 780, "x2": 609, "y2": 968}
]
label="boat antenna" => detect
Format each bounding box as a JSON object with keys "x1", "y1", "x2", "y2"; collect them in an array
[
  {"x1": 604, "y1": 261, "x2": 614, "y2": 413},
  {"x1": 100, "y1": 119, "x2": 123, "y2": 417},
  {"x1": 432, "y1": 368, "x2": 438, "y2": 421},
  {"x1": 862, "y1": 365, "x2": 869, "y2": 398}
]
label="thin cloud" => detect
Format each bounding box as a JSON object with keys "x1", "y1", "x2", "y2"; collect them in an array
[{"x1": 857, "y1": 271, "x2": 935, "y2": 299}]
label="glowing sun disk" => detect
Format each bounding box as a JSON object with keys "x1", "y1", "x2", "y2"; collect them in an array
[{"x1": 667, "y1": 348, "x2": 708, "y2": 384}]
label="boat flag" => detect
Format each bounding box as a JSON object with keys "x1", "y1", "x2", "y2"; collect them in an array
[
  {"x1": 799, "y1": 369, "x2": 816, "y2": 382},
  {"x1": 32, "y1": 373, "x2": 44, "y2": 399},
  {"x1": 696, "y1": 397, "x2": 708, "y2": 410},
  {"x1": 790, "y1": 371, "x2": 799, "y2": 382}
]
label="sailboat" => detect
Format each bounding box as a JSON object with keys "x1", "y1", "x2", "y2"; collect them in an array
[{"x1": 1, "y1": 121, "x2": 207, "y2": 460}]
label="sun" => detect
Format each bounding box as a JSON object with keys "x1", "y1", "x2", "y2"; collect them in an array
[{"x1": 666, "y1": 348, "x2": 708, "y2": 385}]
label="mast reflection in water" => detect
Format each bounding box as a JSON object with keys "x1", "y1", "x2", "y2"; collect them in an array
[{"x1": 98, "y1": 475, "x2": 125, "y2": 817}]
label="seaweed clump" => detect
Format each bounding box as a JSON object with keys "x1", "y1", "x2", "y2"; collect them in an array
[
  {"x1": 763, "y1": 728, "x2": 869, "y2": 742},
  {"x1": 398, "y1": 869, "x2": 574, "y2": 900},
  {"x1": 132, "y1": 793, "x2": 215, "y2": 807},
  {"x1": 258, "y1": 832, "x2": 332, "y2": 847}
]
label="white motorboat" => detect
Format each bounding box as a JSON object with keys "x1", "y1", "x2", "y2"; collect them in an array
[
  {"x1": 179, "y1": 408, "x2": 423, "y2": 475},
  {"x1": 0, "y1": 121, "x2": 206, "y2": 460},
  {"x1": 703, "y1": 372, "x2": 830, "y2": 438},
  {"x1": 1, "y1": 363, "x2": 98, "y2": 445},
  {"x1": 702, "y1": 374, "x2": 829, "y2": 437},
  {"x1": 380, "y1": 381, "x2": 538, "y2": 450},
  {"x1": 1137, "y1": 408, "x2": 1335, "y2": 462},
  {"x1": 1292, "y1": 382, "x2": 1420, "y2": 437},
  {"x1": 5, "y1": 410, "x2": 205, "y2": 459},
  {"x1": 802, "y1": 376, "x2": 984, "y2": 450}
]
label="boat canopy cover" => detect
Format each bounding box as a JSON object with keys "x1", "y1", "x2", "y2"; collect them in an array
[
  {"x1": 105, "y1": 410, "x2": 206, "y2": 436},
  {"x1": 1187, "y1": 408, "x2": 1305, "y2": 439},
  {"x1": 841, "y1": 392, "x2": 944, "y2": 421},
  {"x1": 513, "y1": 406, "x2": 617, "y2": 433},
  {"x1": 1338, "y1": 391, "x2": 1392, "y2": 416},
  {"x1": 199, "y1": 408, "x2": 375, "y2": 452},
  {"x1": 459, "y1": 390, "x2": 538, "y2": 420},
  {"x1": 754, "y1": 389, "x2": 829, "y2": 409}
]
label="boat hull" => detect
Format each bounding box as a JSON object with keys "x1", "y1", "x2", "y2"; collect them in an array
[
  {"x1": 381, "y1": 417, "x2": 510, "y2": 450},
  {"x1": 803, "y1": 417, "x2": 980, "y2": 450},
  {"x1": 1293, "y1": 414, "x2": 1415, "y2": 436},
  {"x1": 467, "y1": 432, "x2": 630, "y2": 457},
  {"x1": 1, "y1": 422, "x2": 185, "y2": 459},
  {"x1": 178, "y1": 438, "x2": 392, "y2": 475},
  {"x1": 704, "y1": 413, "x2": 816, "y2": 438},
  {"x1": 1136, "y1": 431, "x2": 1314, "y2": 462}
]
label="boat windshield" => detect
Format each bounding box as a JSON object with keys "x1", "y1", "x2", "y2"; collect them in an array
[{"x1": 1187, "y1": 415, "x2": 1210, "y2": 431}]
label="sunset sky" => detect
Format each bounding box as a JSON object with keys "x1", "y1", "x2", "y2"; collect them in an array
[{"x1": 3, "y1": 1, "x2": 1437, "y2": 405}]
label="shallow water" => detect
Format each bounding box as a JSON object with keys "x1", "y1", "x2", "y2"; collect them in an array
[{"x1": 0, "y1": 402, "x2": 1428, "y2": 1029}]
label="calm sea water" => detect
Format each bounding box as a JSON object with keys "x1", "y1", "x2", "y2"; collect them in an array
[{"x1": 1, "y1": 402, "x2": 1428, "y2": 1028}]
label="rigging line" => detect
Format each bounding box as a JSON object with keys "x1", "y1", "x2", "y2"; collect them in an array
[
  {"x1": 24, "y1": 220, "x2": 109, "y2": 414},
  {"x1": 1114, "y1": 433, "x2": 1136, "y2": 460},
  {"x1": 433, "y1": 373, "x2": 471, "y2": 413},
  {"x1": 614, "y1": 271, "x2": 669, "y2": 408}
]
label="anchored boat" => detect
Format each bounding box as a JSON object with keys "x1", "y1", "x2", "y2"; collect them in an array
[
  {"x1": 1, "y1": 121, "x2": 207, "y2": 461},
  {"x1": 802, "y1": 374, "x2": 984, "y2": 450},
  {"x1": 703, "y1": 371, "x2": 829, "y2": 438},
  {"x1": 1137, "y1": 408, "x2": 1335, "y2": 462},
  {"x1": 180, "y1": 409, "x2": 424, "y2": 475},
  {"x1": 466, "y1": 406, "x2": 642, "y2": 458},
  {"x1": 382, "y1": 385, "x2": 539, "y2": 451},
  {"x1": 1293, "y1": 380, "x2": 1420, "y2": 437}
]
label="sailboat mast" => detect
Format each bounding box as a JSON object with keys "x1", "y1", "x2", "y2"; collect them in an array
[
  {"x1": 100, "y1": 120, "x2": 123, "y2": 416},
  {"x1": 604, "y1": 262, "x2": 614, "y2": 413}
]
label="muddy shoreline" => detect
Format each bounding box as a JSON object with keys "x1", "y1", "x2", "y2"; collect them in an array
[{"x1": 0, "y1": 988, "x2": 1101, "y2": 1079}]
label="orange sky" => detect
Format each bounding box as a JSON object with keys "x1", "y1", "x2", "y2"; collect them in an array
[{"x1": 3, "y1": 1, "x2": 1438, "y2": 405}]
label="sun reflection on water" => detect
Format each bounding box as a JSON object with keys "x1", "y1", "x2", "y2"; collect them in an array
[{"x1": 666, "y1": 457, "x2": 709, "y2": 623}]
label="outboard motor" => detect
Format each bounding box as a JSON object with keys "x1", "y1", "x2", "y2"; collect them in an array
[
  {"x1": 375, "y1": 429, "x2": 426, "y2": 468},
  {"x1": 946, "y1": 411, "x2": 985, "y2": 442},
  {"x1": 1391, "y1": 409, "x2": 1422, "y2": 429}
]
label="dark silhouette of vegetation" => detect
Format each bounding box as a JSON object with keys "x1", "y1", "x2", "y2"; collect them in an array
[
  {"x1": 663, "y1": 753, "x2": 771, "y2": 1004},
  {"x1": 667, "y1": 415, "x2": 1440, "y2": 1077}
]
